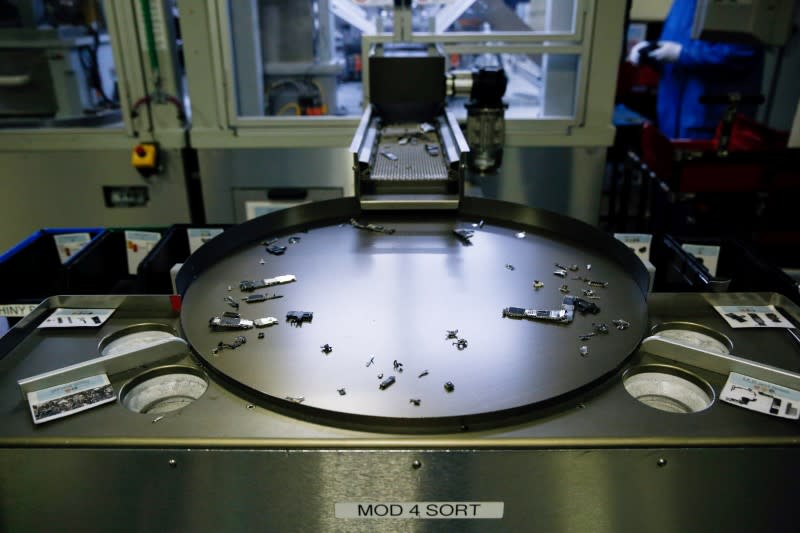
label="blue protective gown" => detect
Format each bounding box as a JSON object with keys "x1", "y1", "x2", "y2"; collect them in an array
[{"x1": 657, "y1": 0, "x2": 762, "y2": 139}]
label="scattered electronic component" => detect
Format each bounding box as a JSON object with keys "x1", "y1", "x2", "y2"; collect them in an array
[
  {"x1": 212, "y1": 335, "x2": 247, "y2": 354},
  {"x1": 533, "y1": 280, "x2": 544, "y2": 289},
  {"x1": 379, "y1": 376, "x2": 396, "y2": 390},
  {"x1": 612, "y1": 319, "x2": 630, "y2": 330},
  {"x1": 259, "y1": 259, "x2": 265, "y2": 265},
  {"x1": 393, "y1": 360, "x2": 404, "y2": 372},
  {"x1": 239, "y1": 275, "x2": 296, "y2": 292},
  {"x1": 569, "y1": 265, "x2": 579, "y2": 272},
  {"x1": 444, "y1": 381, "x2": 455, "y2": 393},
  {"x1": 285, "y1": 396, "x2": 305, "y2": 404},
  {"x1": 579, "y1": 346, "x2": 589, "y2": 357},
  {"x1": 380, "y1": 151, "x2": 398, "y2": 161},
  {"x1": 288, "y1": 236, "x2": 301, "y2": 244},
  {"x1": 559, "y1": 284, "x2": 570, "y2": 294},
  {"x1": 586, "y1": 264, "x2": 592, "y2": 270},
  {"x1": 209, "y1": 313, "x2": 254, "y2": 330},
  {"x1": 446, "y1": 329, "x2": 459, "y2": 339},
  {"x1": 554, "y1": 269, "x2": 567, "y2": 278},
  {"x1": 515, "y1": 232, "x2": 526, "y2": 239},
  {"x1": 503, "y1": 305, "x2": 573, "y2": 323},
  {"x1": 418, "y1": 370, "x2": 429, "y2": 378},
  {"x1": 257, "y1": 332, "x2": 265, "y2": 339},
  {"x1": 254, "y1": 317, "x2": 278, "y2": 328},
  {"x1": 223, "y1": 296, "x2": 239, "y2": 309},
  {"x1": 425, "y1": 144, "x2": 440, "y2": 157},
  {"x1": 505, "y1": 264, "x2": 515, "y2": 271},
  {"x1": 453, "y1": 228, "x2": 474, "y2": 244},
  {"x1": 261, "y1": 238, "x2": 278, "y2": 246},
  {"x1": 586, "y1": 280, "x2": 609, "y2": 288},
  {"x1": 366, "y1": 356, "x2": 375, "y2": 367},
  {"x1": 582, "y1": 288, "x2": 596, "y2": 298},
  {"x1": 409, "y1": 399, "x2": 421, "y2": 406},
  {"x1": 555, "y1": 263, "x2": 568, "y2": 270},
  {"x1": 377, "y1": 373, "x2": 384, "y2": 379},
  {"x1": 350, "y1": 218, "x2": 396, "y2": 234},
  {"x1": 265, "y1": 244, "x2": 287, "y2": 256},
  {"x1": 593, "y1": 322, "x2": 610, "y2": 334},
  {"x1": 419, "y1": 122, "x2": 435, "y2": 133},
  {"x1": 454, "y1": 339, "x2": 468, "y2": 350},
  {"x1": 227, "y1": 285, "x2": 233, "y2": 291},
  {"x1": 286, "y1": 311, "x2": 313, "y2": 326},
  {"x1": 579, "y1": 333, "x2": 595, "y2": 341},
  {"x1": 337, "y1": 388, "x2": 346, "y2": 396},
  {"x1": 563, "y1": 296, "x2": 600, "y2": 315},
  {"x1": 321, "y1": 344, "x2": 333, "y2": 354},
  {"x1": 242, "y1": 293, "x2": 283, "y2": 304}
]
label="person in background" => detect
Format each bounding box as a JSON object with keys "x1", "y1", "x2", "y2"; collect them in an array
[{"x1": 628, "y1": 0, "x2": 763, "y2": 139}]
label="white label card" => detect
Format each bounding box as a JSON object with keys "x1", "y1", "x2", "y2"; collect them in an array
[
  {"x1": 681, "y1": 244, "x2": 721, "y2": 277},
  {"x1": 614, "y1": 233, "x2": 652, "y2": 261},
  {"x1": 721, "y1": 372, "x2": 800, "y2": 420},
  {"x1": 53, "y1": 233, "x2": 92, "y2": 264},
  {"x1": 335, "y1": 502, "x2": 504, "y2": 519},
  {"x1": 0, "y1": 303, "x2": 39, "y2": 318},
  {"x1": 38, "y1": 308, "x2": 115, "y2": 329},
  {"x1": 187, "y1": 228, "x2": 224, "y2": 254},
  {"x1": 124, "y1": 230, "x2": 161, "y2": 275},
  {"x1": 714, "y1": 305, "x2": 795, "y2": 329},
  {"x1": 27, "y1": 373, "x2": 116, "y2": 424}
]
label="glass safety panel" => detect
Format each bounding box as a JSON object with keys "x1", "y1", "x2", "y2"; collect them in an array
[
  {"x1": 229, "y1": 0, "x2": 398, "y2": 118},
  {"x1": 415, "y1": 0, "x2": 577, "y2": 34},
  {"x1": 0, "y1": 0, "x2": 122, "y2": 129},
  {"x1": 445, "y1": 52, "x2": 578, "y2": 119}
]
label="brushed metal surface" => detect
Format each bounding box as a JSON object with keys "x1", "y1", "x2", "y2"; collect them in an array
[
  {"x1": 1, "y1": 447, "x2": 798, "y2": 533},
  {"x1": 179, "y1": 199, "x2": 648, "y2": 430},
  {"x1": 1, "y1": 293, "x2": 800, "y2": 446}
]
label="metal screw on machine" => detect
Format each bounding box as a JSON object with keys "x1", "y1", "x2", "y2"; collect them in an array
[
  {"x1": 412, "y1": 460, "x2": 422, "y2": 469},
  {"x1": 168, "y1": 459, "x2": 177, "y2": 468}
]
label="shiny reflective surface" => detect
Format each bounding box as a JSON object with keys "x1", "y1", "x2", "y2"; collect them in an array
[{"x1": 180, "y1": 201, "x2": 649, "y2": 429}]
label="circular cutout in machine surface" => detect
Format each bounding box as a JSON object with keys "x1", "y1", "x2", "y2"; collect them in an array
[
  {"x1": 623, "y1": 365, "x2": 714, "y2": 413},
  {"x1": 651, "y1": 322, "x2": 732, "y2": 355},
  {"x1": 180, "y1": 211, "x2": 648, "y2": 429},
  {"x1": 99, "y1": 323, "x2": 179, "y2": 357},
  {"x1": 121, "y1": 366, "x2": 208, "y2": 414}
]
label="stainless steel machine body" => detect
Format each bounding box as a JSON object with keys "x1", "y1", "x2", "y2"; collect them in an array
[{"x1": 0, "y1": 199, "x2": 798, "y2": 532}]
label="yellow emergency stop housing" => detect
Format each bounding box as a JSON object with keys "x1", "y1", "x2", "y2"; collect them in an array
[{"x1": 131, "y1": 143, "x2": 160, "y2": 177}]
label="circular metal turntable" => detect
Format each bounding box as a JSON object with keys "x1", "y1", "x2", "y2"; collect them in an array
[{"x1": 179, "y1": 198, "x2": 649, "y2": 431}]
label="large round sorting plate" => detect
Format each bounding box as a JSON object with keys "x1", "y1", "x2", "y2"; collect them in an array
[{"x1": 179, "y1": 198, "x2": 649, "y2": 431}]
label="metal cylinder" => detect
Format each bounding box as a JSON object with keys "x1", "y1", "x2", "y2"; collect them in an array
[
  {"x1": 446, "y1": 69, "x2": 473, "y2": 97},
  {"x1": 465, "y1": 105, "x2": 505, "y2": 174}
]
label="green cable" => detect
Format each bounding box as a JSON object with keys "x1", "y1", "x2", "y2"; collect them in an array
[{"x1": 139, "y1": 0, "x2": 160, "y2": 75}]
